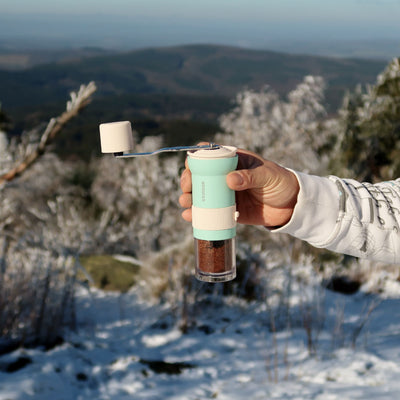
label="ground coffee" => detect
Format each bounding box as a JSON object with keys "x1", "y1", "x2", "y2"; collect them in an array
[{"x1": 194, "y1": 238, "x2": 236, "y2": 281}]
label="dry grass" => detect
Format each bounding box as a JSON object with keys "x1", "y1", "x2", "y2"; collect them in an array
[
  {"x1": 0, "y1": 255, "x2": 77, "y2": 352},
  {"x1": 79, "y1": 255, "x2": 141, "y2": 293}
]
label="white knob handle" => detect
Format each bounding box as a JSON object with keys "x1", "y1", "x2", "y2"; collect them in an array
[{"x1": 99, "y1": 121, "x2": 134, "y2": 153}]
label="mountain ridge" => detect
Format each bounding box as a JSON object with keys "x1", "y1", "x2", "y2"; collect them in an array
[
  {"x1": 0, "y1": 44, "x2": 388, "y2": 159},
  {"x1": 0, "y1": 44, "x2": 387, "y2": 110}
]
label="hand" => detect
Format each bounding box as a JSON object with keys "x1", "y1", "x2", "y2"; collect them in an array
[{"x1": 179, "y1": 147, "x2": 300, "y2": 228}]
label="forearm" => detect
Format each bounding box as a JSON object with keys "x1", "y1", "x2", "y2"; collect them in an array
[{"x1": 274, "y1": 171, "x2": 400, "y2": 264}]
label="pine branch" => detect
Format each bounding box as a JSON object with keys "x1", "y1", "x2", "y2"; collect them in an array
[{"x1": 0, "y1": 82, "x2": 97, "y2": 185}]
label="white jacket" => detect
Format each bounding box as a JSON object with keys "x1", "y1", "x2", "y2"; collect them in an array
[{"x1": 275, "y1": 172, "x2": 400, "y2": 264}]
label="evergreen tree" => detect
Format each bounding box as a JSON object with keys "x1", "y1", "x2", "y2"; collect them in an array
[
  {"x1": 0, "y1": 103, "x2": 11, "y2": 132},
  {"x1": 335, "y1": 58, "x2": 400, "y2": 182}
]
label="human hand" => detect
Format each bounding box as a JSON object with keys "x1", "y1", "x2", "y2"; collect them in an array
[{"x1": 179, "y1": 147, "x2": 300, "y2": 228}]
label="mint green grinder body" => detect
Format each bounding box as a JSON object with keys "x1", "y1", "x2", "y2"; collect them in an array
[{"x1": 187, "y1": 146, "x2": 238, "y2": 282}]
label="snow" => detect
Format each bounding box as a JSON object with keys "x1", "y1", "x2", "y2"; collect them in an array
[{"x1": 1, "y1": 263, "x2": 400, "y2": 399}]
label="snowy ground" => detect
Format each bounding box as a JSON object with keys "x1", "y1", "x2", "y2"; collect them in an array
[{"x1": 1, "y1": 263, "x2": 400, "y2": 400}]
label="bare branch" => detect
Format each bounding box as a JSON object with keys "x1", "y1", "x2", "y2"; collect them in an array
[{"x1": 0, "y1": 81, "x2": 97, "y2": 185}]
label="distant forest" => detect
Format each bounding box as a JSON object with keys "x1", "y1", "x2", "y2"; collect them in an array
[{"x1": 0, "y1": 44, "x2": 386, "y2": 160}]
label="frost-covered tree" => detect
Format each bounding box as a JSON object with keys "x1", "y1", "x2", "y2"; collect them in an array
[
  {"x1": 0, "y1": 83, "x2": 97, "y2": 348},
  {"x1": 217, "y1": 76, "x2": 333, "y2": 174},
  {"x1": 334, "y1": 58, "x2": 400, "y2": 182},
  {"x1": 90, "y1": 134, "x2": 189, "y2": 256},
  {"x1": 0, "y1": 82, "x2": 97, "y2": 254}
]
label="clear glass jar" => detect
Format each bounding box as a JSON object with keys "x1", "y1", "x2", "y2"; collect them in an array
[{"x1": 194, "y1": 238, "x2": 236, "y2": 282}]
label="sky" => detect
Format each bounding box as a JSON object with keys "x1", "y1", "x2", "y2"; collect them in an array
[{"x1": 1, "y1": 0, "x2": 400, "y2": 52}]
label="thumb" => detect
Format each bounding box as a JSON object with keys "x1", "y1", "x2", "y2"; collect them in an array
[{"x1": 227, "y1": 166, "x2": 267, "y2": 191}]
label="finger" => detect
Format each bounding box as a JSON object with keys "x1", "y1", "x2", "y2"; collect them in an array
[
  {"x1": 227, "y1": 165, "x2": 268, "y2": 191},
  {"x1": 179, "y1": 193, "x2": 192, "y2": 208},
  {"x1": 180, "y1": 168, "x2": 192, "y2": 192},
  {"x1": 226, "y1": 171, "x2": 244, "y2": 190},
  {"x1": 181, "y1": 208, "x2": 192, "y2": 222}
]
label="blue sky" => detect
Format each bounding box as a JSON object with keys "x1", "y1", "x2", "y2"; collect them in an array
[{"x1": 1, "y1": 0, "x2": 400, "y2": 51}]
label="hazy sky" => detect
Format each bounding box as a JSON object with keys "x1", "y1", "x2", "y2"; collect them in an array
[
  {"x1": 3, "y1": 0, "x2": 400, "y2": 20},
  {"x1": 1, "y1": 0, "x2": 400, "y2": 50}
]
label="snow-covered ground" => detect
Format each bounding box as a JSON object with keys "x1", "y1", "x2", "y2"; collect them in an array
[{"x1": 1, "y1": 263, "x2": 400, "y2": 400}]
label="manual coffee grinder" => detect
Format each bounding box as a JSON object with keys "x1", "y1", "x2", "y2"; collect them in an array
[{"x1": 99, "y1": 121, "x2": 239, "y2": 282}]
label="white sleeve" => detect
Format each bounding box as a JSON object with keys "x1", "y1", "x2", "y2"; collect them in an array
[{"x1": 274, "y1": 171, "x2": 400, "y2": 264}]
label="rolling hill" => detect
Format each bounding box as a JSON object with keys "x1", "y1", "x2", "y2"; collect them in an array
[
  {"x1": 0, "y1": 44, "x2": 388, "y2": 158},
  {"x1": 0, "y1": 44, "x2": 387, "y2": 108}
]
